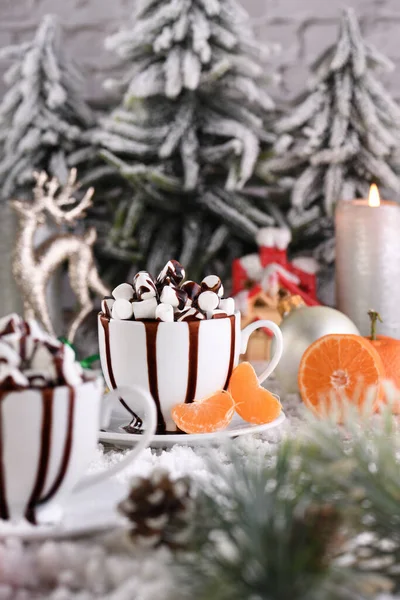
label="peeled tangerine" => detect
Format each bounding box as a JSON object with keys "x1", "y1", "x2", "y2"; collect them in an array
[
  {"x1": 229, "y1": 362, "x2": 282, "y2": 424},
  {"x1": 298, "y1": 334, "x2": 386, "y2": 416},
  {"x1": 171, "y1": 391, "x2": 235, "y2": 434}
]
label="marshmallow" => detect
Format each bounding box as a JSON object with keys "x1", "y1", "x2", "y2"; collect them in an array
[
  {"x1": 101, "y1": 297, "x2": 115, "y2": 318},
  {"x1": 180, "y1": 281, "x2": 201, "y2": 306},
  {"x1": 30, "y1": 345, "x2": 58, "y2": 382},
  {"x1": 132, "y1": 297, "x2": 158, "y2": 320},
  {"x1": 0, "y1": 364, "x2": 28, "y2": 388},
  {"x1": 0, "y1": 313, "x2": 24, "y2": 336},
  {"x1": 62, "y1": 347, "x2": 84, "y2": 387},
  {"x1": 156, "y1": 260, "x2": 185, "y2": 287},
  {"x1": 176, "y1": 308, "x2": 206, "y2": 322},
  {"x1": 133, "y1": 271, "x2": 157, "y2": 300},
  {"x1": 0, "y1": 341, "x2": 21, "y2": 367},
  {"x1": 112, "y1": 298, "x2": 134, "y2": 320},
  {"x1": 2, "y1": 333, "x2": 38, "y2": 363},
  {"x1": 212, "y1": 309, "x2": 229, "y2": 319},
  {"x1": 197, "y1": 291, "x2": 219, "y2": 314},
  {"x1": 160, "y1": 286, "x2": 187, "y2": 310},
  {"x1": 112, "y1": 283, "x2": 134, "y2": 301},
  {"x1": 155, "y1": 303, "x2": 174, "y2": 323},
  {"x1": 219, "y1": 297, "x2": 235, "y2": 316},
  {"x1": 201, "y1": 275, "x2": 224, "y2": 298}
]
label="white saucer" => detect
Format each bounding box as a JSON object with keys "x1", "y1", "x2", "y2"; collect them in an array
[
  {"x1": 0, "y1": 478, "x2": 127, "y2": 541},
  {"x1": 99, "y1": 411, "x2": 286, "y2": 448}
]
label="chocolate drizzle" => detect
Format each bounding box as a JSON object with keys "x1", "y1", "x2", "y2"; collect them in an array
[
  {"x1": 25, "y1": 388, "x2": 54, "y2": 524},
  {"x1": 223, "y1": 316, "x2": 236, "y2": 390},
  {"x1": 184, "y1": 321, "x2": 201, "y2": 404},
  {"x1": 39, "y1": 387, "x2": 75, "y2": 505},
  {"x1": 145, "y1": 322, "x2": 165, "y2": 434},
  {"x1": 0, "y1": 392, "x2": 9, "y2": 520},
  {"x1": 100, "y1": 315, "x2": 143, "y2": 431}
]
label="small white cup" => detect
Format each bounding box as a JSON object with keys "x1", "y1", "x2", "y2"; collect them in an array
[
  {"x1": 98, "y1": 312, "x2": 283, "y2": 433},
  {"x1": 0, "y1": 379, "x2": 157, "y2": 524}
]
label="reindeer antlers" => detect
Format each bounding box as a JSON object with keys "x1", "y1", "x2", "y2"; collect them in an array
[{"x1": 32, "y1": 168, "x2": 94, "y2": 225}]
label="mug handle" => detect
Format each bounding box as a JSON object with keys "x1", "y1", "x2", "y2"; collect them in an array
[
  {"x1": 73, "y1": 385, "x2": 157, "y2": 493},
  {"x1": 240, "y1": 320, "x2": 283, "y2": 385}
]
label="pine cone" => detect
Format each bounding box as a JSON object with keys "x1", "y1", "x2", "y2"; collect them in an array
[{"x1": 118, "y1": 468, "x2": 194, "y2": 549}]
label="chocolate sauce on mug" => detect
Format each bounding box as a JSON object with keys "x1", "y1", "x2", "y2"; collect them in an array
[
  {"x1": 100, "y1": 316, "x2": 143, "y2": 431},
  {"x1": 223, "y1": 316, "x2": 236, "y2": 390},
  {"x1": 145, "y1": 322, "x2": 166, "y2": 434},
  {"x1": 39, "y1": 387, "x2": 75, "y2": 505},
  {"x1": 184, "y1": 320, "x2": 201, "y2": 404},
  {"x1": 0, "y1": 392, "x2": 9, "y2": 520},
  {"x1": 25, "y1": 388, "x2": 54, "y2": 524}
]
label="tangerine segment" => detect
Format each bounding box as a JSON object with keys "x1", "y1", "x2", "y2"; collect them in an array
[
  {"x1": 229, "y1": 362, "x2": 282, "y2": 424},
  {"x1": 171, "y1": 390, "x2": 235, "y2": 434},
  {"x1": 298, "y1": 334, "x2": 386, "y2": 414}
]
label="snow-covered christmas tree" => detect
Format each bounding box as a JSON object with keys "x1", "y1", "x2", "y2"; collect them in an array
[
  {"x1": 258, "y1": 7, "x2": 400, "y2": 264},
  {"x1": 0, "y1": 15, "x2": 97, "y2": 198},
  {"x1": 96, "y1": 0, "x2": 279, "y2": 279}
]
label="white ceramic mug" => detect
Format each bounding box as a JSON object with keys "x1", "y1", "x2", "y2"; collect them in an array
[
  {"x1": 0, "y1": 379, "x2": 157, "y2": 524},
  {"x1": 98, "y1": 312, "x2": 283, "y2": 433}
]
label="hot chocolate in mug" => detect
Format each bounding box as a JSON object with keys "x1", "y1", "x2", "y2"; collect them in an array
[
  {"x1": 0, "y1": 379, "x2": 157, "y2": 524},
  {"x1": 98, "y1": 312, "x2": 283, "y2": 433}
]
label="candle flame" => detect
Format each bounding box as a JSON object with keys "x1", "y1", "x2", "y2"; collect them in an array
[{"x1": 368, "y1": 184, "x2": 381, "y2": 207}]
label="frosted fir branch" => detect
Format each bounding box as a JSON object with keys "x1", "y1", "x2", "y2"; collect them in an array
[
  {"x1": 324, "y1": 164, "x2": 343, "y2": 215},
  {"x1": 49, "y1": 149, "x2": 69, "y2": 183},
  {"x1": 365, "y1": 43, "x2": 395, "y2": 73},
  {"x1": 200, "y1": 139, "x2": 242, "y2": 163},
  {"x1": 146, "y1": 219, "x2": 181, "y2": 275},
  {"x1": 173, "y1": 12, "x2": 190, "y2": 43},
  {"x1": 131, "y1": 0, "x2": 187, "y2": 47},
  {"x1": 353, "y1": 88, "x2": 396, "y2": 149},
  {"x1": 364, "y1": 72, "x2": 400, "y2": 127},
  {"x1": 334, "y1": 69, "x2": 351, "y2": 120},
  {"x1": 258, "y1": 153, "x2": 304, "y2": 176},
  {"x1": 210, "y1": 22, "x2": 238, "y2": 50},
  {"x1": 0, "y1": 85, "x2": 22, "y2": 119},
  {"x1": 96, "y1": 131, "x2": 153, "y2": 156},
  {"x1": 311, "y1": 137, "x2": 359, "y2": 166},
  {"x1": 206, "y1": 94, "x2": 263, "y2": 130},
  {"x1": 200, "y1": 59, "x2": 231, "y2": 86},
  {"x1": 1, "y1": 155, "x2": 33, "y2": 196},
  {"x1": 292, "y1": 166, "x2": 322, "y2": 209},
  {"x1": 183, "y1": 50, "x2": 201, "y2": 90},
  {"x1": 181, "y1": 128, "x2": 200, "y2": 190},
  {"x1": 360, "y1": 148, "x2": 400, "y2": 192},
  {"x1": 214, "y1": 51, "x2": 263, "y2": 79},
  {"x1": 366, "y1": 130, "x2": 392, "y2": 158},
  {"x1": 16, "y1": 127, "x2": 41, "y2": 154},
  {"x1": 153, "y1": 26, "x2": 174, "y2": 54},
  {"x1": 159, "y1": 101, "x2": 193, "y2": 158},
  {"x1": 330, "y1": 15, "x2": 351, "y2": 72},
  {"x1": 133, "y1": 0, "x2": 162, "y2": 20},
  {"x1": 197, "y1": 0, "x2": 220, "y2": 17},
  {"x1": 341, "y1": 178, "x2": 357, "y2": 201},
  {"x1": 101, "y1": 117, "x2": 167, "y2": 144},
  {"x1": 287, "y1": 205, "x2": 321, "y2": 229},
  {"x1": 164, "y1": 46, "x2": 183, "y2": 99},
  {"x1": 217, "y1": 188, "x2": 274, "y2": 226},
  {"x1": 79, "y1": 164, "x2": 118, "y2": 186},
  {"x1": 345, "y1": 8, "x2": 366, "y2": 78},
  {"x1": 199, "y1": 191, "x2": 258, "y2": 239},
  {"x1": 276, "y1": 90, "x2": 324, "y2": 134},
  {"x1": 179, "y1": 214, "x2": 203, "y2": 267},
  {"x1": 66, "y1": 146, "x2": 97, "y2": 166},
  {"x1": 202, "y1": 224, "x2": 230, "y2": 261},
  {"x1": 3, "y1": 62, "x2": 21, "y2": 87},
  {"x1": 0, "y1": 43, "x2": 30, "y2": 62},
  {"x1": 125, "y1": 63, "x2": 164, "y2": 99}
]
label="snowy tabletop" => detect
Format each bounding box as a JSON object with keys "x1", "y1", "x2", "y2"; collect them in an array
[{"x1": 0, "y1": 382, "x2": 396, "y2": 600}]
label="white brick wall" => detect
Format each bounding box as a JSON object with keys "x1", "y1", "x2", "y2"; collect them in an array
[{"x1": 1, "y1": 0, "x2": 400, "y2": 104}]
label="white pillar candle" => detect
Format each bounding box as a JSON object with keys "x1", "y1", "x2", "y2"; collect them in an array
[{"x1": 336, "y1": 185, "x2": 400, "y2": 338}]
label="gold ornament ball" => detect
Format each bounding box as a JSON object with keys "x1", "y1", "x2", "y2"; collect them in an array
[{"x1": 272, "y1": 306, "x2": 360, "y2": 394}]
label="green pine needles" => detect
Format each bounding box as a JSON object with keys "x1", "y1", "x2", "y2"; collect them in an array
[{"x1": 172, "y1": 401, "x2": 400, "y2": 600}]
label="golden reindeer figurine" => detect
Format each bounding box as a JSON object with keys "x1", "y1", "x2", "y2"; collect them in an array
[{"x1": 12, "y1": 169, "x2": 110, "y2": 342}]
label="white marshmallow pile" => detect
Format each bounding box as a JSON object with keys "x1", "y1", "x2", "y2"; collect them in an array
[
  {"x1": 0, "y1": 314, "x2": 92, "y2": 390},
  {"x1": 102, "y1": 260, "x2": 236, "y2": 323}
]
